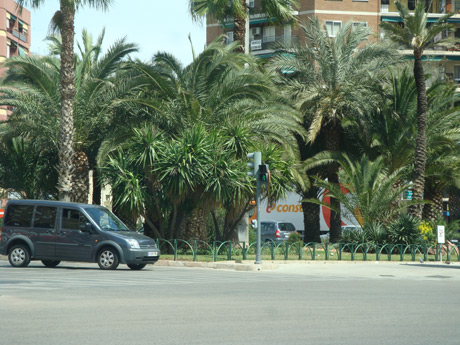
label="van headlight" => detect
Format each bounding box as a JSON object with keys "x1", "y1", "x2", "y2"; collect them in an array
[{"x1": 126, "y1": 239, "x2": 140, "y2": 249}]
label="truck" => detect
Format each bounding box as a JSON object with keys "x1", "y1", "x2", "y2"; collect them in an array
[{"x1": 249, "y1": 191, "x2": 358, "y2": 239}]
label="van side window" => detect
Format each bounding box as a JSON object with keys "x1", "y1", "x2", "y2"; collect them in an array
[
  {"x1": 33, "y1": 206, "x2": 57, "y2": 229},
  {"x1": 4, "y1": 205, "x2": 34, "y2": 227},
  {"x1": 62, "y1": 209, "x2": 88, "y2": 231}
]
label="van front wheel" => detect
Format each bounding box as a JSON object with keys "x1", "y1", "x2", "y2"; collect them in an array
[
  {"x1": 8, "y1": 244, "x2": 31, "y2": 268},
  {"x1": 97, "y1": 248, "x2": 119, "y2": 270}
]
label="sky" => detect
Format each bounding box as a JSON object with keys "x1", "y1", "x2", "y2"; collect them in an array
[{"x1": 28, "y1": 0, "x2": 207, "y2": 65}]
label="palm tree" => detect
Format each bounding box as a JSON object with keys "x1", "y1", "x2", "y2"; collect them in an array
[
  {"x1": 422, "y1": 82, "x2": 460, "y2": 221},
  {"x1": 351, "y1": 68, "x2": 417, "y2": 176},
  {"x1": 380, "y1": 1, "x2": 454, "y2": 219},
  {"x1": 0, "y1": 30, "x2": 138, "y2": 203},
  {"x1": 189, "y1": 0, "x2": 298, "y2": 52},
  {"x1": 352, "y1": 69, "x2": 460, "y2": 222},
  {"x1": 270, "y1": 18, "x2": 398, "y2": 242},
  {"x1": 306, "y1": 153, "x2": 423, "y2": 228},
  {"x1": 16, "y1": 0, "x2": 113, "y2": 201},
  {"x1": 0, "y1": 136, "x2": 58, "y2": 199}
]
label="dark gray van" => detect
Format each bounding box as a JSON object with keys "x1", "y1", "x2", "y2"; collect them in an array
[{"x1": 0, "y1": 200, "x2": 160, "y2": 270}]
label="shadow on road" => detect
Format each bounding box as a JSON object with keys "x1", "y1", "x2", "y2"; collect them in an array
[{"x1": 403, "y1": 263, "x2": 460, "y2": 270}]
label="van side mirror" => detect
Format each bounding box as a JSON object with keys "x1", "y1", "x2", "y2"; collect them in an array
[{"x1": 84, "y1": 222, "x2": 94, "y2": 233}]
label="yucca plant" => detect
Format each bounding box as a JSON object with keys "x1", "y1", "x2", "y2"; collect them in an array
[{"x1": 387, "y1": 213, "x2": 421, "y2": 245}]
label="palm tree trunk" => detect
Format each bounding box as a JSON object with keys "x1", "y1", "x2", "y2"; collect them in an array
[
  {"x1": 143, "y1": 212, "x2": 163, "y2": 238},
  {"x1": 71, "y1": 151, "x2": 89, "y2": 203},
  {"x1": 182, "y1": 207, "x2": 208, "y2": 242},
  {"x1": 423, "y1": 186, "x2": 443, "y2": 222},
  {"x1": 302, "y1": 186, "x2": 321, "y2": 243},
  {"x1": 112, "y1": 203, "x2": 137, "y2": 231},
  {"x1": 233, "y1": 0, "x2": 247, "y2": 53},
  {"x1": 57, "y1": 2, "x2": 76, "y2": 202},
  {"x1": 448, "y1": 190, "x2": 460, "y2": 219},
  {"x1": 325, "y1": 123, "x2": 342, "y2": 243},
  {"x1": 409, "y1": 52, "x2": 428, "y2": 219}
]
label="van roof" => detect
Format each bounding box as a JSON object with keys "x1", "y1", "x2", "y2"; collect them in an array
[{"x1": 6, "y1": 199, "x2": 103, "y2": 209}]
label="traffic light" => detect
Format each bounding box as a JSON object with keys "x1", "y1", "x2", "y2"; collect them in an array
[
  {"x1": 247, "y1": 152, "x2": 261, "y2": 177},
  {"x1": 259, "y1": 164, "x2": 269, "y2": 184},
  {"x1": 251, "y1": 219, "x2": 257, "y2": 229},
  {"x1": 248, "y1": 199, "x2": 256, "y2": 217}
]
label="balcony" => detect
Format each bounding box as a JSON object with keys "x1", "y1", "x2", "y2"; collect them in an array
[
  {"x1": 384, "y1": 0, "x2": 453, "y2": 14},
  {"x1": 11, "y1": 29, "x2": 27, "y2": 43},
  {"x1": 250, "y1": 35, "x2": 298, "y2": 52}
]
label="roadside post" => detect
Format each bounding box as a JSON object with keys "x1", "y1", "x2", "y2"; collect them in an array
[
  {"x1": 247, "y1": 152, "x2": 262, "y2": 264},
  {"x1": 437, "y1": 225, "x2": 445, "y2": 262}
]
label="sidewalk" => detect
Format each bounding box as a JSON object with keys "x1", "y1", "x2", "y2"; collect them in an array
[{"x1": 156, "y1": 259, "x2": 280, "y2": 271}]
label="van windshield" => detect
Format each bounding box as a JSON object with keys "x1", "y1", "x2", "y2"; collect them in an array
[{"x1": 85, "y1": 207, "x2": 129, "y2": 232}]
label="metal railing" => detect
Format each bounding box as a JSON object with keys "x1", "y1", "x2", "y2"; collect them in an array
[
  {"x1": 388, "y1": 0, "x2": 452, "y2": 14},
  {"x1": 250, "y1": 35, "x2": 298, "y2": 51},
  {"x1": 156, "y1": 239, "x2": 460, "y2": 263},
  {"x1": 11, "y1": 29, "x2": 27, "y2": 43}
]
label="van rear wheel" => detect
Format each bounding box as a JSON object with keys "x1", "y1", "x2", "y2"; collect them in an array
[
  {"x1": 127, "y1": 264, "x2": 146, "y2": 270},
  {"x1": 8, "y1": 244, "x2": 31, "y2": 268},
  {"x1": 42, "y1": 260, "x2": 61, "y2": 268},
  {"x1": 97, "y1": 248, "x2": 119, "y2": 270}
]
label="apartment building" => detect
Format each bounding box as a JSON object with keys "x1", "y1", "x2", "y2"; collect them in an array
[
  {"x1": 206, "y1": 0, "x2": 460, "y2": 84},
  {"x1": 0, "y1": 0, "x2": 30, "y2": 121}
]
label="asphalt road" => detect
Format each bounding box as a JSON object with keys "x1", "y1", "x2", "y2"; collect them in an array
[{"x1": 1, "y1": 260, "x2": 459, "y2": 345}]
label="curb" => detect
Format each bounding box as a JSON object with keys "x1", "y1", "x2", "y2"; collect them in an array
[{"x1": 155, "y1": 260, "x2": 279, "y2": 271}]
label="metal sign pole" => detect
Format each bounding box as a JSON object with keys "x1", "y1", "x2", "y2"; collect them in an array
[{"x1": 255, "y1": 173, "x2": 261, "y2": 264}]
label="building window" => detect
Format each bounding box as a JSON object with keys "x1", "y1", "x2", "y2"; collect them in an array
[
  {"x1": 325, "y1": 21, "x2": 342, "y2": 37},
  {"x1": 352, "y1": 22, "x2": 368, "y2": 30},
  {"x1": 408, "y1": 0, "x2": 416, "y2": 10},
  {"x1": 6, "y1": 13, "x2": 16, "y2": 33},
  {"x1": 18, "y1": 45, "x2": 27, "y2": 57},
  {"x1": 455, "y1": 28, "x2": 460, "y2": 39},
  {"x1": 284, "y1": 24, "x2": 292, "y2": 45},
  {"x1": 454, "y1": 65, "x2": 460, "y2": 83},
  {"x1": 263, "y1": 26, "x2": 276, "y2": 42},
  {"x1": 226, "y1": 31, "x2": 233, "y2": 44},
  {"x1": 381, "y1": 0, "x2": 389, "y2": 12}
]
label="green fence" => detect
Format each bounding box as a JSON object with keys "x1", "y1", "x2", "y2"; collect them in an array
[{"x1": 156, "y1": 239, "x2": 460, "y2": 263}]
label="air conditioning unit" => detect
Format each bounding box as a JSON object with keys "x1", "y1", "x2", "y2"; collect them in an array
[{"x1": 251, "y1": 27, "x2": 261, "y2": 36}]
